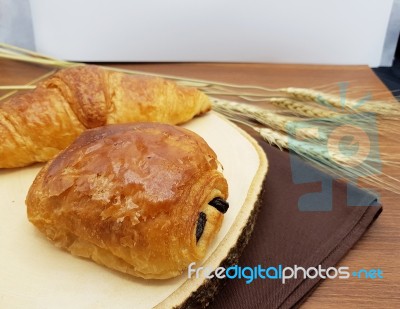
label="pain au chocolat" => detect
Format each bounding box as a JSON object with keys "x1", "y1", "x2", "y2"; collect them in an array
[{"x1": 26, "y1": 122, "x2": 228, "y2": 279}]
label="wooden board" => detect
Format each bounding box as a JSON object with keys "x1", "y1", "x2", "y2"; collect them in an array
[{"x1": 0, "y1": 112, "x2": 268, "y2": 308}]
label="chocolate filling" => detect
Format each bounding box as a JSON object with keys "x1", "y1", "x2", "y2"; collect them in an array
[
  {"x1": 208, "y1": 197, "x2": 229, "y2": 214},
  {"x1": 196, "y1": 212, "x2": 207, "y2": 243}
]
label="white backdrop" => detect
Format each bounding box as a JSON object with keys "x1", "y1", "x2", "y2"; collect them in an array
[
  {"x1": 1, "y1": 0, "x2": 399, "y2": 66},
  {"x1": 0, "y1": 0, "x2": 35, "y2": 50}
]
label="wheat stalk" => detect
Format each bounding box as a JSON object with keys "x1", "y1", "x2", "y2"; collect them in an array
[
  {"x1": 211, "y1": 98, "x2": 398, "y2": 143},
  {"x1": 211, "y1": 98, "x2": 325, "y2": 141},
  {"x1": 0, "y1": 43, "x2": 279, "y2": 95},
  {"x1": 0, "y1": 69, "x2": 56, "y2": 101},
  {"x1": 266, "y1": 97, "x2": 400, "y2": 140},
  {"x1": 280, "y1": 87, "x2": 400, "y2": 116},
  {"x1": 267, "y1": 97, "x2": 341, "y2": 118},
  {"x1": 2, "y1": 44, "x2": 399, "y2": 117},
  {"x1": 0, "y1": 85, "x2": 36, "y2": 90},
  {"x1": 214, "y1": 99, "x2": 400, "y2": 194},
  {"x1": 220, "y1": 110, "x2": 399, "y2": 192},
  {"x1": 250, "y1": 126, "x2": 400, "y2": 194},
  {"x1": 256, "y1": 127, "x2": 351, "y2": 165},
  {"x1": 2, "y1": 43, "x2": 400, "y2": 194}
]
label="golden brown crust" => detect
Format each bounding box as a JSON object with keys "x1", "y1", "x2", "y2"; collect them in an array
[
  {"x1": 26, "y1": 123, "x2": 228, "y2": 279},
  {"x1": 0, "y1": 66, "x2": 211, "y2": 168},
  {"x1": 0, "y1": 88, "x2": 86, "y2": 167}
]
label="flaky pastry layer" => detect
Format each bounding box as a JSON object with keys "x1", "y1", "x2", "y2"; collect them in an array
[
  {"x1": 0, "y1": 66, "x2": 211, "y2": 168},
  {"x1": 26, "y1": 123, "x2": 228, "y2": 279}
]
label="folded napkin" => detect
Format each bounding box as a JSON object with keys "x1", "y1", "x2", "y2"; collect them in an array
[{"x1": 209, "y1": 130, "x2": 382, "y2": 309}]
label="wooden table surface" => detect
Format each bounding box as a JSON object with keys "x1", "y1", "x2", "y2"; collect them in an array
[{"x1": 1, "y1": 60, "x2": 399, "y2": 308}]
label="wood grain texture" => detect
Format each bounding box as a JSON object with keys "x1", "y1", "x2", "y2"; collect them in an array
[{"x1": 1, "y1": 60, "x2": 399, "y2": 308}]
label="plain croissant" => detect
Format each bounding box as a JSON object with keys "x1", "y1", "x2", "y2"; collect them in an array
[{"x1": 0, "y1": 66, "x2": 211, "y2": 168}]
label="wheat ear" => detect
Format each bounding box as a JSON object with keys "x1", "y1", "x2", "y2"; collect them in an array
[
  {"x1": 280, "y1": 87, "x2": 400, "y2": 116},
  {"x1": 267, "y1": 98, "x2": 341, "y2": 118},
  {"x1": 253, "y1": 126, "x2": 400, "y2": 194},
  {"x1": 211, "y1": 98, "x2": 324, "y2": 141}
]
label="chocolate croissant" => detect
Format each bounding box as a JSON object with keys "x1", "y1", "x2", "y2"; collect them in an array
[
  {"x1": 26, "y1": 122, "x2": 228, "y2": 279},
  {"x1": 0, "y1": 66, "x2": 211, "y2": 168}
]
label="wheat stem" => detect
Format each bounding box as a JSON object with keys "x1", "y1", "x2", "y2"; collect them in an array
[
  {"x1": 2, "y1": 44, "x2": 400, "y2": 193},
  {"x1": 0, "y1": 85, "x2": 36, "y2": 90},
  {"x1": 2, "y1": 45, "x2": 399, "y2": 118},
  {"x1": 0, "y1": 70, "x2": 56, "y2": 101},
  {"x1": 0, "y1": 52, "x2": 73, "y2": 68},
  {"x1": 0, "y1": 42, "x2": 60, "y2": 59},
  {"x1": 0, "y1": 46, "x2": 279, "y2": 93}
]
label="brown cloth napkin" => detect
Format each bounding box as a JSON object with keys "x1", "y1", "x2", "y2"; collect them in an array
[{"x1": 209, "y1": 132, "x2": 382, "y2": 309}]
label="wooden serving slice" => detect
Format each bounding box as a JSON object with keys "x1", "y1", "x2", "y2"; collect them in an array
[{"x1": 0, "y1": 112, "x2": 268, "y2": 309}]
